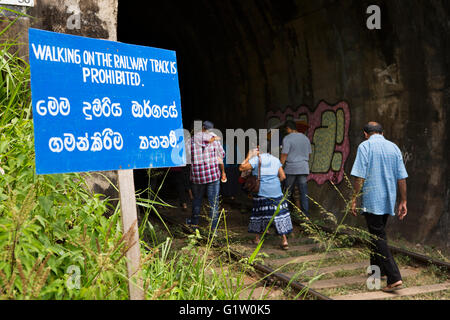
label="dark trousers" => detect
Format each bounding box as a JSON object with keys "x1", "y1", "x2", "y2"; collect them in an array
[
  {"x1": 172, "y1": 168, "x2": 191, "y2": 206},
  {"x1": 221, "y1": 166, "x2": 240, "y2": 198},
  {"x1": 363, "y1": 212, "x2": 402, "y2": 285},
  {"x1": 284, "y1": 174, "x2": 309, "y2": 217}
]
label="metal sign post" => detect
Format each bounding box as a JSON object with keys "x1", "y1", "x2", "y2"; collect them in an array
[{"x1": 28, "y1": 28, "x2": 186, "y2": 300}]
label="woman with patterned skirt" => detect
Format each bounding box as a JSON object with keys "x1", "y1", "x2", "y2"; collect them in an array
[{"x1": 239, "y1": 148, "x2": 293, "y2": 250}]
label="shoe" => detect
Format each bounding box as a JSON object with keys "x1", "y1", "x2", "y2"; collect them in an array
[
  {"x1": 280, "y1": 243, "x2": 289, "y2": 251},
  {"x1": 186, "y1": 218, "x2": 197, "y2": 228},
  {"x1": 186, "y1": 218, "x2": 200, "y2": 231},
  {"x1": 381, "y1": 281, "x2": 403, "y2": 292}
]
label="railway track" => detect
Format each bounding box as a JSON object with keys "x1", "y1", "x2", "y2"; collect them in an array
[
  {"x1": 144, "y1": 202, "x2": 450, "y2": 301},
  {"x1": 155, "y1": 211, "x2": 331, "y2": 300}
]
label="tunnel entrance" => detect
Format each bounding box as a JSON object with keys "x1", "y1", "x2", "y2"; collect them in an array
[
  {"x1": 116, "y1": 1, "x2": 341, "y2": 131},
  {"x1": 116, "y1": 1, "x2": 294, "y2": 205},
  {"x1": 116, "y1": 0, "x2": 340, "y2": 204},
  {"x1": 116, "y1": 1, "x2": 450, "y2": 249},
  {"x1": 117, "y1": 1, "x2": 278, "y2": 131},
  {"x1": 116, "y1": 0, "x2": 355, "y2": 207},
  {"x1": 117, "y1": 1, "x2": 225, "y2": 203}
]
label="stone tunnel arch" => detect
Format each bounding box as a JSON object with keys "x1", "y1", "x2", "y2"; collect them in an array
[
  {"x1": 2, "y1": 0, "x2": 447, "y2": 250},
  {"x1": 113, "y1": 0, "x2": 449, "y2": 249}
]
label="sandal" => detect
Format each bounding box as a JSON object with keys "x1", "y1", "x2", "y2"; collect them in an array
[
  {"x1": 381, "y1": 281, "x2": 403, "y2": 292},
  {"x1": 280, "y1": 243, "x2": 289, "y2": 250}
]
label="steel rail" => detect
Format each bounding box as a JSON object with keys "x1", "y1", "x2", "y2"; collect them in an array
[
  {"x1": 157, "y1": 212, "x2": 333, "y2": 300},
  {"x1": 149, "y1": 206, "x2": 448, "y2": 302},
  {"x1": 389, "y1": 246, "x2": 450, "y2": 270},
  {"x1": 225, "y1": 247, "x2": 332, "y2": 300},
  {"x1": 301, "y1": 221, "x2": 450, "y2": 271}
]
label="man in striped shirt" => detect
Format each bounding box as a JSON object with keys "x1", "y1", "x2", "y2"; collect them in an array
[
  {"x1": 351, "y1": 122, "x2": 408, "y2": 292},
  {"x1": 186, "y1": 121, "x2": 225, "y2": 232}
]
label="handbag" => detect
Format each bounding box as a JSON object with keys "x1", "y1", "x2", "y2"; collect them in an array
[{"x1": 243, "y1": 155, "x2": 261, "y2": 194}]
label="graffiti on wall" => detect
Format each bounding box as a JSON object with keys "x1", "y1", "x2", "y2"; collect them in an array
[{"x1": 266, "y1": 101, "x2": 351, "y2": 185}]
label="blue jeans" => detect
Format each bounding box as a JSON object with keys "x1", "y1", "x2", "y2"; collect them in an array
[
  {"x1": 285, "y1": 174, "x2": 309, "y2": 217},
  {"x1": 189, "y1": 180, "x2": 220, "y2": 231}
]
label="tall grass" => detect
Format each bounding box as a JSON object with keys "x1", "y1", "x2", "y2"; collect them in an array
[
  {"x1": 175, "y1": 171, "x2": 378, "y2": 300},
  {"x1": 0, "y1": 9, "x2": 251, "y2": 300},
  {"x1": 282, "y1": 173, "x2": 377, "y2": 298}
]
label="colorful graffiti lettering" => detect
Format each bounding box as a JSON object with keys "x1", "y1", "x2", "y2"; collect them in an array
[{"x1": 266, "y1": 101, "x2": 351, "y2": 185}]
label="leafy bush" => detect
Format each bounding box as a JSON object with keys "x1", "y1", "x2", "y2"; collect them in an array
[{"x1": 0, "y1": 24, "x2": 132, "y2": 298}]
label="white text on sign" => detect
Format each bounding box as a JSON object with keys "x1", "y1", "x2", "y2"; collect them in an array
[{"x1": 49, "y1": 129, "x2": 123, "y2": 153}]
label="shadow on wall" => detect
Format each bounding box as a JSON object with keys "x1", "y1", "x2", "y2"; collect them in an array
[{"x1": 267, "y1": 101, "x2": 351, "y2": 185}]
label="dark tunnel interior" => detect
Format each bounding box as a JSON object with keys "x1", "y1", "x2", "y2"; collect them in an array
[
  {"x1": 117, "y1": 0, "x2": 356, "y2": 132},
  {"x1": 116, "y1": 0, "x2": 309, "y2": 198},
  {"x1": 116, "y1": 0, "x2": 356, "y2": 198},
  {"x1": 118, "y1": 1, "x2": 261, "y2": 132},
  {"x1": 118, "y1": 1, "x2": 236, "y2": 132},
  {"x1": 116, "y1": 0, "x2": 384, "y2": 198}
]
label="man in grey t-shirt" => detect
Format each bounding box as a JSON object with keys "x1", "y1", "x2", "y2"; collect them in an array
[{"x1": 281, "y1": 120, "x2": 312, "y2": 217}]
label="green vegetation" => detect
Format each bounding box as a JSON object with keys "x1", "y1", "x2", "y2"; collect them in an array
[
  {"x1": 3, "y1": 8, "x2": 445, "y2": 301},
  {"x1": 0, "y1": 10, "x2": 251, "y2": 300}
]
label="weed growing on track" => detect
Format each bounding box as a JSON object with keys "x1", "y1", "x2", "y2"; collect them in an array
[{"x1": 279, "y1": 174, "x2": 376, "y2": 298}]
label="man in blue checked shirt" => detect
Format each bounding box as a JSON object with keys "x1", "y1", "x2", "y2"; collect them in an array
[{"x1": 351, "y1": 122, "x2": 408, "y2": 292}]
